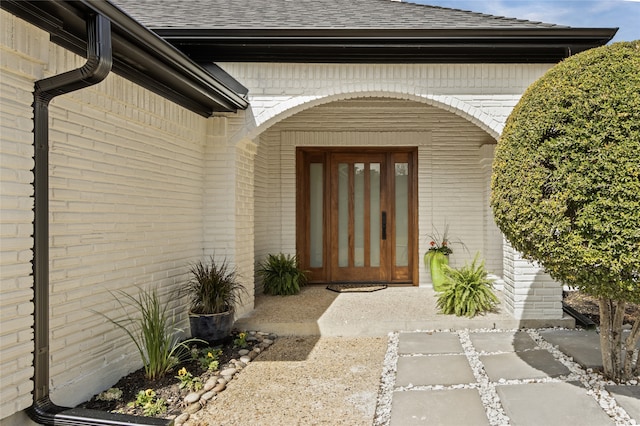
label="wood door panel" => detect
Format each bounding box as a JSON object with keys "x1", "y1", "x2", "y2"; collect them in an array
[{"x1": 330, "y1": 153, "x2": 387, "y2": 282}]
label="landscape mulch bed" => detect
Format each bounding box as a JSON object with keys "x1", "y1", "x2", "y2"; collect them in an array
[
  {"x1": 563, "y1": 290, "x2": 639, "y2": 326},
  {"x1": 79, "y1": 331, "x2": 252, "y2": 420}
]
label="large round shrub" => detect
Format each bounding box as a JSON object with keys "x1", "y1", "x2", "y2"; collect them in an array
[
  {"x1": 492, "y1": 41, "x2": 640, "y2": 302},
  {"x1": 491, "y1": 41, "x2": 640, "y2": 381}
]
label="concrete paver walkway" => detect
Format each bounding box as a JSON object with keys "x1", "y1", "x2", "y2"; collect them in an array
[{"x1": 379, "y1": 330, "x2": 639, "y2": 426}]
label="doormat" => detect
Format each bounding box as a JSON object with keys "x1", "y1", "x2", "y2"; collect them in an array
[{"x1": 326, "y1": 283, "x2": 388, "y2": 293}]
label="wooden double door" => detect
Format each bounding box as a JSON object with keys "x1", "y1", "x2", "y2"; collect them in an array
[{"x1": 296, "y1": 148, "x2": 417, "y2": 284}]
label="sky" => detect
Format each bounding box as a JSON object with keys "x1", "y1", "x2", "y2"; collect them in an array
[{"x1": 413, "y1": 0, "x2": 640, "y2": 43}]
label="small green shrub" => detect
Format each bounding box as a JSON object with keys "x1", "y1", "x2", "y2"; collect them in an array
[
  {"x1": 96, "y1": 387, "x2": 122, "y2": 402},
  {"x1": 176, "y1": 367, "x2": 203, "y2": 391},
  {"x1": 258, "y1": 253, "x2": 308, "y2": 295},
  {"x1": 436, "y1": 254, "x2": 499, "y2": 317},
  {"x1": 233, "y1": 331, "x2": 249, "y2": 348},
  {"x1": 128, "y1": 389, "x2": 167, "y2": 417},
  {"x1": 193, "y1": 346, "x2": 223, "y2": 371},
  {"x1": 97, "y1": 287, "x2": 201, "y2": 380}
]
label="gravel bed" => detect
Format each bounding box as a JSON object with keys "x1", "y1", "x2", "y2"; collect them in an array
[{"x1": 185, "y1": 336, "x2": 387, "y2": 425}]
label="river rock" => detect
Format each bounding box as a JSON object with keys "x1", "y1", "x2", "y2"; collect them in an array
[
  {"x1": 203, "y1": 377, "x2": 217, "y2": 391},
  {"x1": 174, "y1": 413, "x2": 190, "y2": 425},
  {"x1": 184, "y1": 402, "x2": 202, "y2": 415},
  {"x1": 220, "y1": 367, "x2": 237, "y2": 377},
  {"x1": 201, "y1": 390, "x2": 216, "y2": 401},
  {"x1": 184, "y1": 392, "x2": 201, "y2": 405}
]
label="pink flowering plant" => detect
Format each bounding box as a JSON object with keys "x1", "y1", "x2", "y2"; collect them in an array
[{"x1": 426, "y1": 225, "x2": 454, "y2": 256}]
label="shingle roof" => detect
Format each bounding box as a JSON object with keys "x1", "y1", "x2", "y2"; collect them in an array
[
  {"x1": 112, "y1": 0, "x2": 566, "y2": 30},
  {"x1": 108, "y1": 0, "x2": 615, "y2": 63}
]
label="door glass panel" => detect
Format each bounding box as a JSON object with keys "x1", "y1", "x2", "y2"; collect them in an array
[
  {"x1": 354, "y1": 163, "x2": 364, "y2": 267},
  {"x1": 395, "y1": 163, "x2": 409, "y2": 267},
  {"x1": 370, "y1": 163, "x2": 380, "y2": 267},
  {"x1": 309, "y1": 163, "x2": 323, "y2": 268},
  {"x1": 338, "y1": 163, "x2": 349, "y2": 267}
]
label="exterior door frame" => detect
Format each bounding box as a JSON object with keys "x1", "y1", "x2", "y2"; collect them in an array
[{"x1": 296, "y1": 146, "x2": 418, "y2": 285}]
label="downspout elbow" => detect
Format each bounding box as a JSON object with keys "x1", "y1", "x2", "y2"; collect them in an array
[{"x1": 35, "y1": 13, "x2": 112, "y2": 104}]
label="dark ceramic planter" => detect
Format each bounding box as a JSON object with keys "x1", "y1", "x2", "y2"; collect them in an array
[{"x1": 189, "y1": 310, "x2": 234, "y2": 343}]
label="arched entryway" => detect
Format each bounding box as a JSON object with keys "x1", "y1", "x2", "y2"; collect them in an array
[{"x1": 251, "y1": 96, "x2": 500, "y2": 289}]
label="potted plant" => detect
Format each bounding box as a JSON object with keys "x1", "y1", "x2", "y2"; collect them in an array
[
  {"x1": 257, "y1": 253, "x2": 308, "y2": 295},
  {"x1": 185, "y1": 255, "x2": 247, "y2": 342},
  {"x1": 424, "y1": 225, "x2": 455, "y2": 292}
]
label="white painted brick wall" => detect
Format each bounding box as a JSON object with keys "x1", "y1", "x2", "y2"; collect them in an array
[
  {"x1": 202, "y1": 120, "x2": 256, "y2": 317},
  {"x1": 219, "y1": 62, "x2": 553, "y2": 141},
  {"x1": 234, "y1": 139, "x2": 257, "y2": 316},
  {"x1": 502, "y1": 241, "x2": 563, "y2": 319},
  {"x1": 47, "y1": 74, "x2": 208, "y2": 407}
]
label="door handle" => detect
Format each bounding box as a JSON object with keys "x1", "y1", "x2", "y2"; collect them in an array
[{"x1": 382, "y1": 211, "x2": 387, "y2": 240}]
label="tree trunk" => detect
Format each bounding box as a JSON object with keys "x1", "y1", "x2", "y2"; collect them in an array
[
  {"x1": 598, "y1": 298, "x2": 626, "y2": 382},
  {"x1": 623, "y1": 310, "x2": 640, "y2": 378}
]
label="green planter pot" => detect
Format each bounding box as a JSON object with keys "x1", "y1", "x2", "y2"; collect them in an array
[{"x1": 425, "y1": 251, "x2": 449, "y2": 292}]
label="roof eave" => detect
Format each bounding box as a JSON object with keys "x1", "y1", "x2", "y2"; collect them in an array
[
  {"x1": 154, "y1": 27, "x2": 618, "y2": 64},
  {"x1": 1, "y1": 0, "x2": 249, "y2": 115}
]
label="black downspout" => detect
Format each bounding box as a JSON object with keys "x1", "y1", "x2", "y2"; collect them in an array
[
  {"x1": 28, "y1": 11, "x2": 112, "y2": 424},
  {"x1": 27, "y1": 13, "x2": 172, "y2": 426}
]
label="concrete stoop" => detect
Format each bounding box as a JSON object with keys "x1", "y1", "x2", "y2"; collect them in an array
[{"x1": 235, "y1": 286, "x2": 574, "y2": 337}]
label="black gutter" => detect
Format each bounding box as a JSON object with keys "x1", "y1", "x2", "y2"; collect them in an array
[
  {"x1": 80, "y1": 0, "x2": 248, "y2": 112},
  {"x1": 1, "y1": 0, "x2": 248, "y2": 115},
  {"x1": 154, "y1": 27, "x2": 617, "y2": 63},
  {"x1": 28, "y1": 13, "x2": 171, "y2": 426},
  {"x1": 563, "y1": 302, "x2": 597, "y2": 330}
]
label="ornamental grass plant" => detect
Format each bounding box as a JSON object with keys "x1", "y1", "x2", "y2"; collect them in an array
[
  {"x1": 436, "y1": 253, "x2": 499, "y2": 317},
  {"x1": 98, "y1": 287, "x2": 201, "y2": 380}
]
